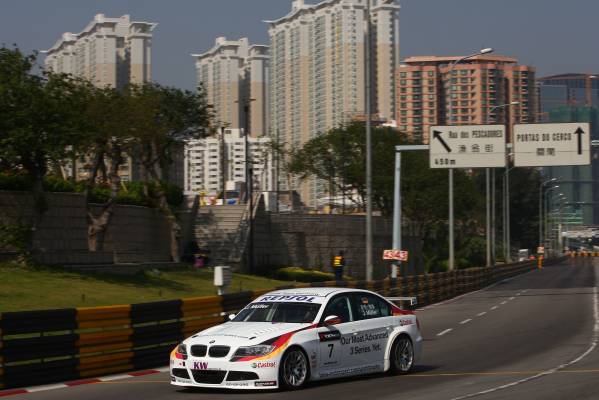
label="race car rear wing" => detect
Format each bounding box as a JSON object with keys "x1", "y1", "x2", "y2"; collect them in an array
[{"x1": 386, "y1": 296, "x2": 418, "y2": 308}]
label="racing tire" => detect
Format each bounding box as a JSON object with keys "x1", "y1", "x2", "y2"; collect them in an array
[
  {"x1": 278, "y1": 347, "x2": 310, "y2": 390},
  {"x1": 388, "y1": 335, "x2": 414, "y2": 375}
]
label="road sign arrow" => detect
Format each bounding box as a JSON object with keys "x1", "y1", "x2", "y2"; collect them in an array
[
  {"x1": 575, "y1": 127, "x2": 585, "y2": 155},
  {"x1": 433, "y1": 130, "x2": 452, "y2": 153}
]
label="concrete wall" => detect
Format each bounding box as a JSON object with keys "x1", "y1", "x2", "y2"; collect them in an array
[
  {"x1": 0, "y1": 191, "x2": 176, "y2": 265},
  {"x1": 252, "y1": 209, "x2": 423, "y2": 279}
]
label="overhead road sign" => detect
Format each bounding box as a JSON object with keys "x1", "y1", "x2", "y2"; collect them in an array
[
  {"x1": 513, "y1": 123, "x2": 591, "y2": 167},
  {"x1": 429, "y1": 125, "x2": 506, "y2": 169}
]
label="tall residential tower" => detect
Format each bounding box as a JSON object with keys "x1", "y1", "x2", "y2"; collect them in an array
[
  {"x1": 192, "y1": 37, "x2": 270, "y2": 137},
  {"x1": 267, "y1": 0, "x2": 400, "y2": 206},
  {"x1": 43, "y1": 14, "x2": 156, "y2": 89}
]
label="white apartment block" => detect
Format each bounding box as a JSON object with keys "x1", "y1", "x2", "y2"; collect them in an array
[
  {"x1": 192, "y1": 37, "x2": 269, "y2": 137},
  {"x1": 43, "y1": 14, "x2": 156, "y2": 182},
  {"x1": 183, "y1": 129, "x2": 272, "y2": 197},
  {"x1": 43, "y1": 14, "x2": 156, "y2": 89},
  {"x1": 267, "y1": 0, "x2": 400, "y2": 206}
]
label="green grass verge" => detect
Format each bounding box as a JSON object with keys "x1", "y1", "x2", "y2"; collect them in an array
[{"x1": 0, "y1": 262, "x2": 294, "y2": 312}]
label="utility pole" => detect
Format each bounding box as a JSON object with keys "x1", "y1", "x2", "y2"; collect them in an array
[
  {"x1": 364, "y1": 0, "x2": 373, "y2": 281},
  {"x1": 220, "y1": 126, "x2": 227, "y2": 205}
]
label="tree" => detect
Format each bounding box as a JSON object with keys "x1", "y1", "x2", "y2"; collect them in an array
[
  {"x1": 288, "y1": 122, "x2": 485, "y2": 271},
  {"x1": 82, "y1": 85, "x2": 140, "y2": 250},
  {"x1": 0, "y1": 47, "x2": 88, "y2": 231},
  {"x1": 128, "y1": 83, "x2": 212, "y2": 261}
]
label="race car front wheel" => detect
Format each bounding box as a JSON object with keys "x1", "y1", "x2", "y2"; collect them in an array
[
  {"x1": 279, "y1": 347, "x2": 309, "y2": 390},
  {"x1": 389, "y1": 335, "x2": 414, "y2": 374}
]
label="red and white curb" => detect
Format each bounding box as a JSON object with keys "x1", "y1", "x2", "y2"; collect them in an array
[{"x1": 0, "y1": 367, "x2": 169, "y2": 397}]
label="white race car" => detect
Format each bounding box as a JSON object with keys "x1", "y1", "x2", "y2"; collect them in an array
[{"x1": 170, "y1": 287, "x2": 422, "y2": 390}]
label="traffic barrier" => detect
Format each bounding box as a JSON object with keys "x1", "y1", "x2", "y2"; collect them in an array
[{"x1": 0, "y1": 257, "x2": 569, "y2": 390}]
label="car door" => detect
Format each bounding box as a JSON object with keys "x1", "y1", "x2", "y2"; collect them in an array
[
  {"x1": 316, "y1": 294, "x2": 360, "y2": 377},
  {"x1": 348, "y1": 292, "x2": 394, "y2": 373}
]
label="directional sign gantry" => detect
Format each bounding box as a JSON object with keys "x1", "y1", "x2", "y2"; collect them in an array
[
  {"x1": 429, "y1": 125, "x2": 506, "y2": 169},
  {"x1": 513, "y1": 122, "x2": 591, "y2": 167}
]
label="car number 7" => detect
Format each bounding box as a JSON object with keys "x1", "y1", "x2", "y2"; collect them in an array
[{"x1": 328, "y1": 343, "x2": 334, "y2": 358}]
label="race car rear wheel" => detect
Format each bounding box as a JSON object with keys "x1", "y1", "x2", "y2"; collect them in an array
[
  {"x1": 389, "y1": 335, "x2": 414, "y2": 374},
  {"x1": 279, "y1": 347, "x2": 309, "y2": 390}
]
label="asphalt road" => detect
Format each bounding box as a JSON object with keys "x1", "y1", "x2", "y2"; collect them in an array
[{"x1": 9, "y1": 258, "x2": 599, "y2": 400}]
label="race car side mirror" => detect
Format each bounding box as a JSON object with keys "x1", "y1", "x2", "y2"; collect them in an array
[
  {"x1": 324, "y1": 315, "x2": 342, "y2": 326},
  {"x1": 228, "y1": 314, "x2": 236, "y2": 321}
]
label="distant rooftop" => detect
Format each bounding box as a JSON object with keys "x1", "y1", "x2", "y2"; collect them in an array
[{"x1": 403, "y1": 54, "x2": 518, "y2": 65}]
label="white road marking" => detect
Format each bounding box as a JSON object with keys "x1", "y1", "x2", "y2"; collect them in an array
[
  {"x1": 26, "y1": 384, "x2": 68, "y2": 393},
  {"x1": 450, "y1": 282, "x2": 599, "y2": 400},
  {"x1": 98, "y1": 374, "x2": 131, "y2": 382},
  {"x1": 437, "y1": 329, "x2": 453, "y2": 336},
  {"x1": 500, "y1": 301, "x2": 507, "y2": 305},
  {"x1": 477, "y1": 312, "x2": 487, "y2": 316},
  {"x1": 490, "y1": 306, "x2": 499, "y2": 310},
  {"x1": 156, "y1": 367, "x2": 170, "y2": 373},
  {"x1": 460, "y1": 319, "x2": 472, "y2": 325},
  {"x1": 509, "y1": 297, "x2": 516, "y2": 300}
]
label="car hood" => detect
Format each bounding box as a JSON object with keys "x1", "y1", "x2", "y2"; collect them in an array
[{"x1": 186, "y1": 322, "x2": 312, "y2": 347}]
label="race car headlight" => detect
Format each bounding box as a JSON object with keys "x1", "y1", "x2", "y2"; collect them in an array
[
  {"x1": 233, "y1": 345, "x2": 275, "y2": 357},
  {"x1": 175, "y1": 343, "x2": 188, "y2": 360}
]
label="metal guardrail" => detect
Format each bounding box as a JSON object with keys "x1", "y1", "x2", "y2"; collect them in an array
[{"x1": 0, "y1": 258, "x2": 567, "y2": 390}]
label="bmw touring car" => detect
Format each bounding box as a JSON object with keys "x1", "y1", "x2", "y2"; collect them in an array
[{"x1": 170, "y1": 287, "x2": 422, "y2": 390}]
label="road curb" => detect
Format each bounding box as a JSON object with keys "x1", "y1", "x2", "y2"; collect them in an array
[{"x1": 0, "y1": 367, "x2": 169, "y2": 397}]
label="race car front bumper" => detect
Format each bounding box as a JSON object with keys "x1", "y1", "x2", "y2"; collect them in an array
[{"x1": 170, "y1": 355, "x2": 280, "y2": 390}]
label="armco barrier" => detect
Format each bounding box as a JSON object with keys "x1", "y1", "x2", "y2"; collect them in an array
[{"x1": 0, "y1": 257, "x2": 567, "y2": 390}]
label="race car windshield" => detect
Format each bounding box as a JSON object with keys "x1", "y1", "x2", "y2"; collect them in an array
[{"x1": 232, "y1": 302, "x2": 321, "y2": 323}]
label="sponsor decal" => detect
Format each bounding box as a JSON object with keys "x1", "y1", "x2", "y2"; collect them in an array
[
  {"x1": 226, "y1": 382, "x2": 250, "y2": 387},
  {"x1": 172, "y1": 377, "x2": 192, "y2": 384},
  {"x1": 248, "y1": 304, "x2": 269, "y2": 309},
  {"x1": 340, "y1": 331, "x2": 388, "y2": 345},
  {"x1": 399, "y1": 318, "x2": 413, "y2": 326},
  {"x1": 255, "y1": 381, "x2": 277, "y2": 387},
  {"x1": 319, "y1": 364, "x2": 382, "y2": 378},
  {"x1": 251, "y1": 361, "x2": 277, "y2": 369},
  {"x1": 193, "y1": 361, "x2": 209, "y2": 370},
  {"x1": 319, "y1": 331, "x2": 341, "y2": 342},
  {"x1": 258, "y1": 295, "x2": 316, "y2": 302}
]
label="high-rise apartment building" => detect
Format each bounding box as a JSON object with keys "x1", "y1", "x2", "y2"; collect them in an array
[
  {"x1": 192, "y1": 37, "x2": 269, "y2": 137},
  {"x1": 267, "y1": 0, "x2": 400, "y2": 206},
  {"x1": 183, "y1": 129, "x2": 272, "y2": 197},
  {"x1": 43, "y1": 14, "x2": 156, "y2": 182},
  {"x1": 396, "y1": 55, "x2": 536, "y2": 143},
  {"x1": 537, "y1": 74, "x2": 599, "y2": 227},
  {"x1": 43, "y1": 14, "x2": 156, "y2": 89}
]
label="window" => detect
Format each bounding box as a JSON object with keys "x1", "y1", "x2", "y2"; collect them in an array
[
  {"x1": 400, "y1": 72, "x2": 407, "y2": 78},
  {"x1": 352, "y1": 294, "x2": 391, "y2": 320},
  {"x1": 427, "y1": 71, "x2": 434, "y2": 77},
  {"x1": 233, "y1": 302, "x2": 321, "y2": 323},
  {"x1": 322, "y1": 295, "x2": 354, "y2": 323}
]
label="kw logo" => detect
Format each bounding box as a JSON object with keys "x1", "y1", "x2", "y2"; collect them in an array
[{"x1": 193, "y1": 361, "x2": 209, "y2": 370}]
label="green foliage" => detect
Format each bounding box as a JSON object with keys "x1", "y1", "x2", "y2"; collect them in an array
[
  {"x1": 0, "y1": 173, "x2": 183, "y2": 208},
  {"x1": 271, "y1": 267, "x2": 352, "y2": 282},
  {"x1": 0, "y1": 172, "x2": 33, "y2": 191},
  {"x1": 0, "y1": 222, "x2": 33, "y2": 264}
]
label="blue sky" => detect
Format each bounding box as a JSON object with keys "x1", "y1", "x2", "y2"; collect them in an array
[{"x1": 1, "y1": 0, "x2": 597, "y2": 90}]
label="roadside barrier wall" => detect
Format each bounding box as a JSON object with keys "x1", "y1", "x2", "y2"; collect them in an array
[{"x1": 0, "y1": 257, "x2": 567, "y2": 390}]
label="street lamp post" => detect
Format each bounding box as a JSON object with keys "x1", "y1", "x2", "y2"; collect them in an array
[
  {"x1": 220, "y1": 126, "x2": 227, "y2": 205},
  {"x1": 486, "y1": 101, "x2": 520, "y2": 263},
  {"x1": 543, "y1": 186, "x2": 560, "y2": 254},
  {"x1": 539, "y1": 178, "x2": 558, "y2": 251},
  {"x1": 364, "y1": 0, "x2": 395, "y2": 280},
  {"x1": 445, "y1": 47, "x2": 494, "y2": 271}
]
